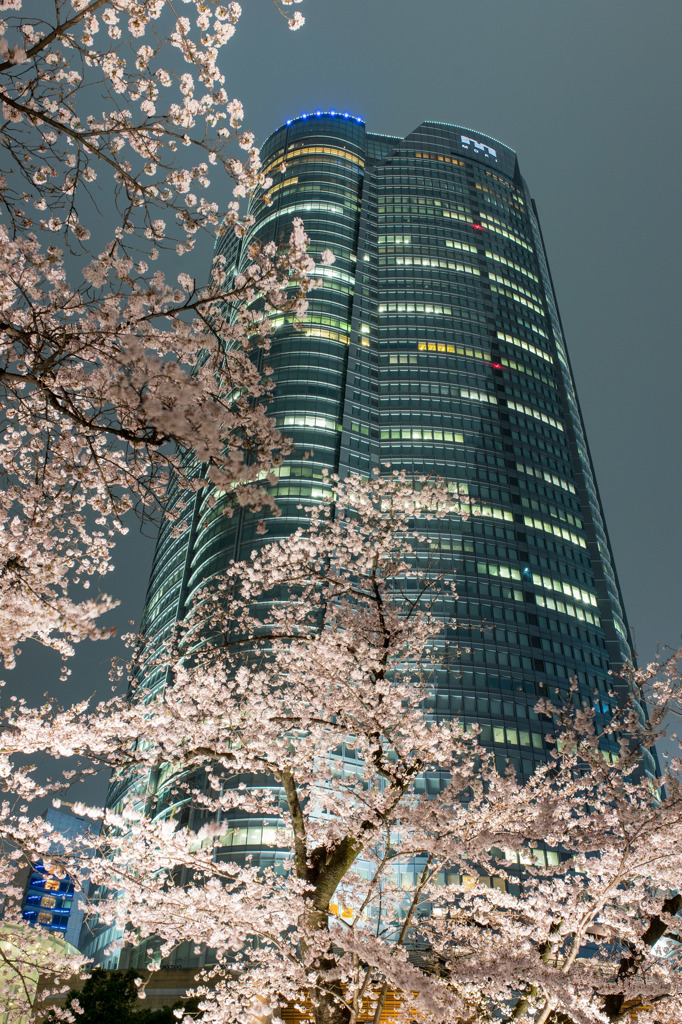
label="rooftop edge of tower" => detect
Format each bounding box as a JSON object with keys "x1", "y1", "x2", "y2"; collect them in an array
[{"x1": 261, "y1": 114, "x2": 519, "y2": 180}]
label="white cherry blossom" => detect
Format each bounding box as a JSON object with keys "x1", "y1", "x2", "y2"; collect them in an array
[
  {"x1": 0, "y1": 0, "x2": 315, "y2": 668},
  {"x1": 1, "y1": 475, "x2": 681, "y2": 1024}
]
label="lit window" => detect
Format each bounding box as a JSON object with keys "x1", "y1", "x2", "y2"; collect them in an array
[
  {"x1": 506, "y1": 400, "x2": 564, "y2": 433},
  {"x1": 262, "y1": 144, "x2": 364, "y2": 176},
  {"x1": 280, "y1": 414, "x2": 342, "y2": 433},
  {"x1": 485, "y1": 249, "x2": 538, "y2": 283},
  {"x1": 497, "y1": 331, "x2": 552, "y2": 363},
  {"x1": 477, "y1": 212, "x2": 533, "y2": 252},
  {"x1": 523, "y1": 516, "x2": 586, "y2": 549},
  {"x1": 445, "y1": 239, "x2": 478, "y2": 254}
]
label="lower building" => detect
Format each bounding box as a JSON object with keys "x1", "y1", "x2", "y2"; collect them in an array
[{"x1": 22, "y1": 808, "x2": 92, "y2": 950}]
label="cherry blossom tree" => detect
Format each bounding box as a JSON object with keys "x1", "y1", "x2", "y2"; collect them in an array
[
  {"x1": 0, "y1": 0, "x2": 323, "y2": 672},
  {"x1": 0, "y1": 0, "x2": 330, "y2": 1015},
  {"x1": 2, "y1": 473, "x2": 682, "y2": 1024}
]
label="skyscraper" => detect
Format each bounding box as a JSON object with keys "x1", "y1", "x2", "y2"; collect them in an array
[{"x1": 87, "y1": 114, "x2": 653, "y2": 967}]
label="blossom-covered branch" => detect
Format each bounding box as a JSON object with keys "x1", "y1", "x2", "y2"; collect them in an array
[
  {"x1": 0, "y1": 0, "x2": 322, "y2": 668},
  {"x1": 2, "y1": 474, "x2": 681, "y2": 1023}
]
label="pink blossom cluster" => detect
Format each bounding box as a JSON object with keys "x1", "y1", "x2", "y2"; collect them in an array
[
  {"x1": 1, "y1": 475, "x2": 681, "y2": 1023},
  {"x1": 0, "y1": 0, "x2": 323, "y2": 668}
]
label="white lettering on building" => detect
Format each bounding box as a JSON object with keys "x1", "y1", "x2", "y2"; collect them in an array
[{"x1": 461, "y1": 135, "x2": 498, "y2": 161}]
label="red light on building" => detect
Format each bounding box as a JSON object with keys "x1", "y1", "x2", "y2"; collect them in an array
[{"x1": 471, "y1": 223, "x2": 485, "y2": 230}]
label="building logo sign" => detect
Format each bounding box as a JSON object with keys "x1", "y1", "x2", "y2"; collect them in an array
[{"x1": 460, "y1": 135, "x2": 498, "y2": 162}]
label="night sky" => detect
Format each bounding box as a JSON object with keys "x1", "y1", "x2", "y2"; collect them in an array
[{"x1": 9, "y1": 0, "x2": 681, "y2": 792}]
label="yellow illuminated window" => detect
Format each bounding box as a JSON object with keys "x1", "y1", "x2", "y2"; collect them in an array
[
  {"x1": 445, "y1": 238, "x2": 478, "y2": 254},
  {"x1": 475, "y1": 181, "x2": 525, "y2": 211},
  {"x1": 263, "y1": 145, "x2": 364, "y2": 177},
  {"x1": 442, "y1": 208, "x2": 472, "y2": 225},
  {"x1": 469, "y1": 503, "x2": 513, "y2": 522},
  {"x1": 302, "y1": 327, "x2": 349, "y2": 345},
  {"x1": 417, "y1": 341, "x2": 488, "y2": 361},
  {"x1": 259, "y1": 176, "x2": 298, "y2": 199},
  {"x1": 460, "y1": 387, "x2": 497, "y2": 405},
  {"x1": 414, "y1": 151, "x2": 465, "y2": 166},
  {"x1": 485, "y1": 169, "x2": 524, "y2": 200}
]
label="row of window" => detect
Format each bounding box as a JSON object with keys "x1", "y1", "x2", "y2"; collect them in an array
[
  {"x1": 524, "y1": 515, "x2": 586, "y2": 550},
  {"x1": 412, "y1": 341, "x2": 555, "y2": 391},
  {"x1": 458, "y1": 533, "x2": 590, "y2": 594},
  {"x1": 380, "y1": 427, "x2": 463, "y2": 443},
  {"x1": 414, "y1": 150, "x2": 466, "y2": 167},
  {"x1": 394, "y1": 255, "x2": 480, "y2": 276},
  {"x1": 475, "y1": 181, "x2": 525, "y2": 212},
  {"x1": 457, "y1": 578, "x2": 596, "y2": 629},
  {"x1": 497, "y1": 330, "x2": 552, "y2": 363},
  {"x1": 280, "y1": 413, "x2": 341, "y2": 432},
  {"x1": 273, "y1": 312, "x2": 351, "y2": 333},
  {"x1": 477, "y1": 211, "x2": 533, "y2": 250},
  {"x1": 521, "y1": 495, "x2": 582, "y2": 529},
  {"x1": 488, "y1": 271, "x2": 544, "y2": 306},
  {"x1": 442, "y1": 207, "x2": 478, "y2": 227},
  {"x1": 485, "y1": 248, "x2": 538, "y2": 282},
  {"x1": 510, "y1": 427, "x2": 571, "y2": 473},
  {"x1": 262, "y1": 143, "x2": 365, "y2": 177},
  {"x1": 255, "y1": 199, "x2": 358, "y2": 233},
  {"x1": 517, "y1": 461, "x2": 575, "y2": 495},
  {"x1": 445, "y1": 238, "x2": 479, "y2": 254},
  {"x1": 500, "y1": 353, "x2": 556, "y2": 390},
  {"x1": 377, "y1": 231, "x2": 540, "y2": 284},
  {"x1": 535, "y1": 593, "x2": 600, "y2": 625},
  {"x1": 490, "y1": 282, "x2": 545, "y2": 317},
  {"x1": 506, "y1": 399, "x2": 564, "y2": 433},
  {"x1": 378, "y1": 301, "x2": 454, "y2": 315},
  {"x1": 476, "y1": 560, "x2": 597, "y2": 609},
  {"x1": 379, "y1": 194, "x2": 466, "y2": 211},
  {"x1": 378, "y1": 366, "x2": 544, "y2": 401},
  {"x1": 477, "y1": 190, "x2": 526, "y2": 224},
  {"x1": 483, "y1": 168, "x2": 524, "y2": 198}
]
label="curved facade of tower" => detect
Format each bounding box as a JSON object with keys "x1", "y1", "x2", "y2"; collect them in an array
[{"x1": 86, "y1": 114, "x2": 652, "y2": 967}]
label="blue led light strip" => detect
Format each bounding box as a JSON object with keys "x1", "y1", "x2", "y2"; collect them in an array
[{"x1": 284, "y1": 110, "x2": 364, "y2": 127}]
